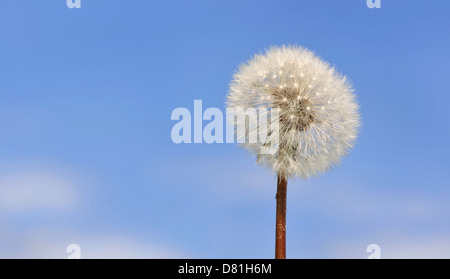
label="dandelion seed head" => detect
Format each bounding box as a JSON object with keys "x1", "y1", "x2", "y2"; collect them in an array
[{"x1": 227, "y1": 45, "x2": 360, "y2": 179}]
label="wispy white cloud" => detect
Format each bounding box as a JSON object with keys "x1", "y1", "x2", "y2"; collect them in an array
[
  {"x1": 0, "y1": 227, "x2": 186, "y2": 259},
  {"x1": 0, "y1": 169, "x2": 78, "y2": 211},
  {"x1": 287, "y1": 179, "x2": 450, "y2": 258},
  {"x1": 325, "y1": 232, "x2": 450, "y2": 259},
  {"x1": 0, "y1": 163, "x2": 187, "y2": 259}
]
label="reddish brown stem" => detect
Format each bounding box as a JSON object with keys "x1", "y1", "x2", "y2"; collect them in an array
[{"x1": 275, "y1": 173, "x2": 287, "y2": 259}]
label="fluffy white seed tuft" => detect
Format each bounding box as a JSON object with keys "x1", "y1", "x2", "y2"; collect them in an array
[{"x1": 226, "y1": 45, "x2": 360, "y2": 179}]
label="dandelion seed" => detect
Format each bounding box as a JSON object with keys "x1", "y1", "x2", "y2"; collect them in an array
[{"x1": 227, "y1": 45, "x2": 359, "y2": 177}]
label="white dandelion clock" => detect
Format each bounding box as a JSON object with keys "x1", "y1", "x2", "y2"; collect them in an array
[{"x1": 226, "y1": 45, "x2": 360, "y2": 258}]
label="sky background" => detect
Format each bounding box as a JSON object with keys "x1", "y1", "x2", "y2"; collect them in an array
[{"x1": 0, "y1": 0, "x2": 449, "y2": 258}]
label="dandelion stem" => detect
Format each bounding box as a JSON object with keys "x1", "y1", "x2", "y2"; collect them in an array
[{"x1": 275, "y1": 173, "x2": 287, "y2": 259}]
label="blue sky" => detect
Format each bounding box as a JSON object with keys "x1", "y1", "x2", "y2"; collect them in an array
[{"x1": 0, "y1": 0, "x2": 449, "y2": 258}]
